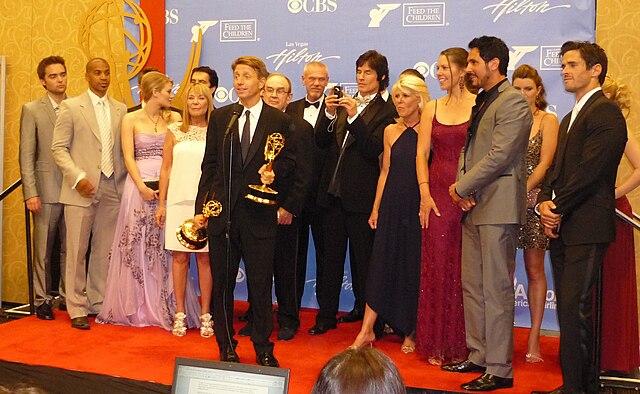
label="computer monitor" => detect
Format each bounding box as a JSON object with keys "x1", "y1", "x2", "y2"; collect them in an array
[{"x1": 171, "y1": 357, "x2": 290, "y2": 394}]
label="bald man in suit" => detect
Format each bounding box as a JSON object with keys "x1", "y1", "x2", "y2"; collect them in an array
[{"x1": 52, "y1": 58, "x2": 127, "y2": 330}]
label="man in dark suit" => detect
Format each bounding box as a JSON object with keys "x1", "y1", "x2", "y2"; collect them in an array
[
  {"x1": 532, "y1": 42, "x2": 627, "y2": 394},
  {"x1": 308, "y1": 50, "x2": 397, "y2": 335},
  {"x1": 194, "y1": 57, "x2": 294, "y2": 368},
  {"x1": 285, "y1": 61, "x2": 329, "y2": 327},
  {"x1": 20, "y1": 55, "x2": 68, "y2": 320},
  {"x1": 262, "y1": 72, "x2": 314, "y2": 340}
]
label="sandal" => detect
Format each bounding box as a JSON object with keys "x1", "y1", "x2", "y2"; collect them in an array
[
  {"x1": 526, "y1": 352, "x2": 544, "y2": 363},
  {"x1": 401, "y1": 344, "x2": 416, "y2": 354},
  {"x1": 172, "y1": 312, "x2": 187, "y2": 337},
  {"x1": 200, "y1": 313, "x2": 214, "y2": 338}
]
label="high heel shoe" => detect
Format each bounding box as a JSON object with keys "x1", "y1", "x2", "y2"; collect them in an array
[
  {"x1": 200, "y1": 313, "x2": 214, "y2": 338},
  {"x1": 525, "y1": 352, "x2": 544, "y2": 363},
  {"x1": 348, "y1": 332, "x2": 376, "y2": 350},
  {"x1": 401, "y1": 343, "x2": 416, "y2": 354},
  {"x1": 172, "y1": 312, "x2": 187, "y2": 337}
]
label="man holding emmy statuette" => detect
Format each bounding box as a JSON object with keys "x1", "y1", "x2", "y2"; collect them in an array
[{"x1": 194, "y1": 56, "x2": 294, "y2": 368}]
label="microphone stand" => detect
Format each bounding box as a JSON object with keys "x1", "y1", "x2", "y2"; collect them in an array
[{"x1": 221, "y1": 106, "x2": 241, "y2": 352}]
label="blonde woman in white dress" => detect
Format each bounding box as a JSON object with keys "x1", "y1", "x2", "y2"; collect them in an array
[{"x1": 156, "y1": 83, "x2": 214, "y2": 337}]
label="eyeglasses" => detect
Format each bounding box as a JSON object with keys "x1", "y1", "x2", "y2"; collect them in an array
[{"x1": 265, "y1": 87, "x2": 290, "y2": 96}]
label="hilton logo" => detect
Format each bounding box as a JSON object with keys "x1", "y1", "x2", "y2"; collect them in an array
[
  {"x1": 403, "y1": 3, "x2": 446, "y2": 27},
  {"x1": 220, "y1": 20, "x2": 257, "y2": 42},
  {"x1": 540, "y1": 46, "x2": 562, "y2": 70}
]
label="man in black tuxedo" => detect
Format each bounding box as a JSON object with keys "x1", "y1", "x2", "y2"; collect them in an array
[
  {"x1": 308, "y1": 50, "x2": 397, "y2": 335},
  {"x1": 285, "y1": 61, "x2": 329, "y2": 324},
  {"x1": 195, "y1": 56, "x2": 294, "y2": 368},
  {"x1": 532, "y1": 42, "x2": 627, "y2": 394},
  {"x1": 262, "y1": 73, "x2": 314, "y2": 340}
]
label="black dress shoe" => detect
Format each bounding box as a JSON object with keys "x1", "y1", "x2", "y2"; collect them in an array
[
  {"x1": 531, "y1": 386, "x2": 563, "y2": 394},
  {"x1": 71, "y1": 316, "x2": 90, "y2": 330},
  {"x1": 461, "y1": 374, "x2": 513, "y2": 391},
  {"x1": 256, "y1": 352, "x2": 280, "y2": 367},
  {"x1": 220, "y1": 347, "x2": 240, "y2": 363},
  {"x1": 337, "y1": 309, "x2": 363, "y2": 323},
  {"x1": 238, "y1": 312, "x2": 250, "y2": 322},
  {"x1": 36, "y1": 301, "x2": 54, "y2": 320},
  {"x1": 442, "y1": 359, "x2": 486, "y2": 373},
  {"x1": 308, "y1": 322, "x2": 337, "y2": 335},
  {"x1": 277, "y1": 326, "x2": 296, "y2": 341},
  {"x1": 87, "y1": 313, "x2": 98, "y2": 318},
  {"x1": 238, "y1": 322, "x2": 252, "y2": 337},
  {"x1": 58, "y1": 302, "x2": 67, "y2": 311}
]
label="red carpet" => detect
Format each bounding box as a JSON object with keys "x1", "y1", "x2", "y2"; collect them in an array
[{"x1": 0, "y1": 302, "x2": 562, "y2": 393}]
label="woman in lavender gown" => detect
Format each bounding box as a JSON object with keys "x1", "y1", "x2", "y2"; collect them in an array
[{"x1": 97, "y1": 72, "x2": 199, "y2": 330}]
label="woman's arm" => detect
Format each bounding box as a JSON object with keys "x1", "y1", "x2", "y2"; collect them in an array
[
  {"x1": 416, "y1": 100, "x2": 439, "y2": 228},
  {"x1": 368, "y1": 124, "x2": 394, "y2": 229},
  {"x1": 156, "y1": 131, "x2": 176, "y2": 227},
  {"x1": 527, "y1": 112, "x2": 559, "y2": 192},
  {"x1": 615, "y1": 131, "x2": 640, "y2": 199}
]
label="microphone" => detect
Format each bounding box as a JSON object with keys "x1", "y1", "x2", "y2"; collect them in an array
[{"x1": 224, "y1": 104, "x2": 243, "y2": 137}]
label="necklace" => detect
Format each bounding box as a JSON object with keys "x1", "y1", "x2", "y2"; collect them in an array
[{"x1": 144, "y1": 108, "x2": 160, "y2": 133}]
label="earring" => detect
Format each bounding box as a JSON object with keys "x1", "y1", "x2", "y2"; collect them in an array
[{"x1": 458, "y1": 75, "x2": 465, "y2": 90}]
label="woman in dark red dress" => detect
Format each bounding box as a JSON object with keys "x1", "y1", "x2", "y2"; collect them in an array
[
  {"x1": 415, "y1": 48, "x2": 476, "y2": 365},
  {"x1": 600, "y1": 75, "x2": 640, "y2": 372}
]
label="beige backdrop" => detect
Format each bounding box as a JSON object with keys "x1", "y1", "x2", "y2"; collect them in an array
[{"x1": 1, "y1": 1, "x2": 639, "y2": 308}]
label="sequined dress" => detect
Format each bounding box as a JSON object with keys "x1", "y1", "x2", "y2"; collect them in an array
[
  {"x1": 517, "y1": 127, "x2": 549, "y2": 250},
  {"x1": 366, "y1": 127, "x2": 421, "y2": 337},
  {"x1": 416, "y1": 114, "x2": 468, "y2": 362},
  {"x1": 97, "y1": 132, "x2": 200, "y2": 331}
]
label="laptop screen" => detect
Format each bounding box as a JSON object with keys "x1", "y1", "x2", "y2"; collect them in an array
[{"x1": 171, "y1": 357, "x2": 290, "y2": 394}]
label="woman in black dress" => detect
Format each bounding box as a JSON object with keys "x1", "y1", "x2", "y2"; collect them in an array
[{"x1": 349, "y1": 75, "x2": 430, "y2": 352}]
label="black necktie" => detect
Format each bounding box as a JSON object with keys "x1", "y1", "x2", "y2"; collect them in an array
[
  {"x1": 241, "y1": 111, "x2": 250, "y2": 163},
  {"x1": 305, "y1": 100, "x2": 319, "y2": 108}
]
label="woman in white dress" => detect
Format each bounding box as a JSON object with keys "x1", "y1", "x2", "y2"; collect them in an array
[{"x1": 156, "y1": 82, "x2": 214, "y2": 337}]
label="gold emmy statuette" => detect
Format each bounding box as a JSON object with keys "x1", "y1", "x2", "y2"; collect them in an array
[
  {"x1": 176, "y1": 199, "x2": 223, "y2": 250},
  {"x1": 245, "y1": 133, "x2": 285, "y2": 205}
]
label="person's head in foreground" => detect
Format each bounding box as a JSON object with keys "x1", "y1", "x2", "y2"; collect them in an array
[{"x1": 311, "y1": 347, "x2": 407, "y2": 394}]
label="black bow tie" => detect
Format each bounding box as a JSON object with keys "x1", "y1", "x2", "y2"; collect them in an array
[{"x1": 305, "y1": 100, "x2": 320, "y2": 108}]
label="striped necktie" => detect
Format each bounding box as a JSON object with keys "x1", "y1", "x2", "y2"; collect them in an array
[{"x1": 96, "y1": 100, "x2": 114, "y2": 177}]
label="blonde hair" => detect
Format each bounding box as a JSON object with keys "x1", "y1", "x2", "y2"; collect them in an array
[
  {"x1": 140, "y1": 71, "x2": 173, "y2": 122},
  {"x1": 181, "y1": 82, "x2": 214, "y2": 132},
  {"x1": 391, "y1": 75, "x2": 430, "y2": 111},
  {"x1": 602, "y1": 74, "x2": 631, "y2": 118}
]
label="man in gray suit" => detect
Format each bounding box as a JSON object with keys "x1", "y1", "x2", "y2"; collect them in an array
[
  {"x1": 19, "y1": 56, "x2": 68, "y2": 320},
  {"x1": 52, "y1": 58, "x2": 127, "y2": 330},
  {"x1": 442, "y1": 36, "x2": 532, "y2": 391}
]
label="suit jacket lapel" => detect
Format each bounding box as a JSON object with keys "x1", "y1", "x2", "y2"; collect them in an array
[
  {"x1": 343, "y1": 94, "x2": 384, "y2": 149},
  {"x1": 79, "y1": 93, "x2": 101, "y2": 140},
  {"x1": 567, "y1": 91, "x2": 603, "y2": 134},
  {"x1": 244, "y1": 109, "x2": 268, "y2": 169},
  {"x1": 41, "y1": 96, "x2": 57, "y2": 126}
]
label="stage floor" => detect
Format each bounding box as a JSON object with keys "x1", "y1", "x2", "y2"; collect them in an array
[{"x1": 0, "y1": 302, "x2": 562, "y2": 393}]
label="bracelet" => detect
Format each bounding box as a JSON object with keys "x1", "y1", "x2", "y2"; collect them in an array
[{"x1": 419, "y1": 181, "x2": 429, "y2": 186}]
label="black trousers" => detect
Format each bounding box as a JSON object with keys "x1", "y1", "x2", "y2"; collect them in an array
[
  {"x1": 273, "y1": 217, "x2": 304, "y2": 329},
  {"x1": 315, "y1": 197, "x2": 374, "y2": 325},
  {"x1": 209, "y1": 202, "x2": 276, "y2": 355},
  {"x1": 550, "y1": 238, "x2": 608, "y2": 394}
]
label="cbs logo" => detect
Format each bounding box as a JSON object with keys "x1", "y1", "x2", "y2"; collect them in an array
[{"x1": 288, "y1": 0, "x2": 337, "y2": 14}]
